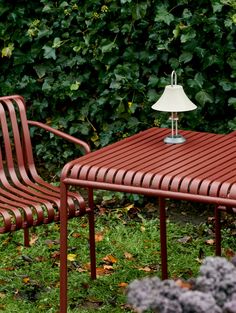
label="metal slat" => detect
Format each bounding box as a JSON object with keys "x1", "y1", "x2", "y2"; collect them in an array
[{"x1": 68, "y1": 128, "x2": 236, "y2": 202}]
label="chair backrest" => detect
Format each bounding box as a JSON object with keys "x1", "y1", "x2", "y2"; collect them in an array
[{"x1": 0, "y1": 95, "x2": 36, "y2": 183}]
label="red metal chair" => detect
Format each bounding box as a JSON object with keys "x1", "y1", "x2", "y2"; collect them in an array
[{"x1": 0, "y1": 95, "x2": 96, "y2": 311}]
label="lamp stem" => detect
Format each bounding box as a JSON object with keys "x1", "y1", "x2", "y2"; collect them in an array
[
  {"x1": 171, "y1": 112, "x2": 174, "y2": 138},
  {"x1": 175, "y1": 113, "x2": 178, "y2": 136}
]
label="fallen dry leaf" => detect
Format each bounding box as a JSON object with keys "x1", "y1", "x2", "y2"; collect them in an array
[
  {"x1": 205, "y1": 239, "x2": 215, "y2": 245},
  {"x1": 208, "y1": 216, "x2": 215, "y2": 222},
  {"x1": 124, "y1": 252, "x2": 134, "y2": 260},
  {"x1": 72, "y1": 232, "x2": 82, "y2": 238},
  {"x1": 51, "y1": 251, "x2": 60, "y2": 259},
  {"x1": 22, "y1": 277, "x2": 30, "y2": 284},
  {"x1": 138, "y1": 266, "x2": 152, "y2": 272},
  {"x1": 67, "y1": 254, "x2": 77, "y2": 261},
  {"x1": 175, "y1": 279, "x2": 192, "y2": 289},
  {"x1": 123, "y1": 204, "x2": 134, "y2": 213},
  {"x1": 95, "y1": 232, "x2": 104, "y2": 242},
  {"x1": 140, "y1": 225, "x2": 146, "y2": 232},
  {"x1": 195, "y1": 257, "x2": 203, "y2": 264},
  {"x1": 118, "y1": 282, "x2": 128, "y2": 288},
  {"x1": 103, "y1": 265, "x2": 114, "y2": 270},
  {"x1": 96, "y1": 267, "x2": 113, "y2": 276},
  {"x1": 29, "y1": 234, "x2": 38, "y2": 246},
  {"x1": 103, "y1": 254, "x2": 117, "y2": 264},
  {"x1": 177, "y1": 236, "x2": 192, "y2": 244},
  {"x1": 225, "y1": 248, "x2": 235, "y2": 258}
]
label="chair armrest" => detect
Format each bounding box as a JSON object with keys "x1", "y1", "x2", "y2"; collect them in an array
[{"x1": 28, "y1": 120, "x2": 90, "y2": 154}]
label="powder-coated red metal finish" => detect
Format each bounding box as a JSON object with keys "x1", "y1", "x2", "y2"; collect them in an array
[
  {"x1": 0, "y1": 95, "x2": 96, "y2": 313},
  {"x1": 60, "y1": 127, "x2": 236, "y2": 312}
]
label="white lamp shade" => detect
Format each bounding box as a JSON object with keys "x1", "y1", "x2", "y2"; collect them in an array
[{"x1": 152, "y1": 85, "x2": 197, "y2": 112}]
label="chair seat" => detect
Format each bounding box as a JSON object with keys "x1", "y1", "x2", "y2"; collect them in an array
[{"x1": 0, "y1": 177, "x2": 86, "y2": 232}]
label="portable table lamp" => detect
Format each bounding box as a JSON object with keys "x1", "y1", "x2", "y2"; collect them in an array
[{"x1": 152, "y1": 71, "x2": 197, "y2": 144}]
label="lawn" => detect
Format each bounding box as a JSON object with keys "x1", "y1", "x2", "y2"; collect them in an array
[{"x1": 0, "y1": 198, "x2": 235, "y2": 312}]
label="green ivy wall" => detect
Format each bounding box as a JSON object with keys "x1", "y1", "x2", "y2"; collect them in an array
[{"x1": 0, "y1": 0, "x2": 235, "y2": 173}]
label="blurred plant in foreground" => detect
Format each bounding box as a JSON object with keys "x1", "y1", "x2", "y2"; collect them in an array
[{"x1": 127, "y1": 256, "x2": 236, "y2": 313}]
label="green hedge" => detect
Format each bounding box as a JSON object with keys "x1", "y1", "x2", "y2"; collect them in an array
[{"x1": 0, "y1": 0, "x2": 235, "y2": 174}]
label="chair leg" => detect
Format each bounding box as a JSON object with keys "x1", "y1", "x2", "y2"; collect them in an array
[
  {"x1": 24, "y1": 228, "x2": 30, "y2": 247},
  {"x1": 60, "y1": 182, "x2": 68, "y2": 313},
  {"x1": 88, "y1": 188, "x2": 96, "y2": 280},
  {"x1": 215, "y1": 206, "x2": 221, "y2": 256},
  {"x1": 159, "y1": 197, "x2": 168, "y2": 280}
]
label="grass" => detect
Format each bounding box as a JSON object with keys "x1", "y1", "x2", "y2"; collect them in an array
[{"x1": 0, "y1": 200, "x2": 235, "y2": 312}]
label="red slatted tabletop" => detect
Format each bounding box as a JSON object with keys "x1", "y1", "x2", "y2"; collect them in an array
[{"x1": 61, "y1": 127, "x2": 236, "y2": 279}]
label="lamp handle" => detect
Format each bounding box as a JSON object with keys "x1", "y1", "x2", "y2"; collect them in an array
[{"x1": 171, "y1": 71, "x2": 177, "y2": 86}]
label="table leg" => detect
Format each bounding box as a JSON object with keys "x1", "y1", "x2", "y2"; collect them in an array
[
  {"x1": 159, "y1": 197, "x2": 168, "y2": 280},
  {"x1": 215, "y1": 206, "x2": 221, "y2": 256},
  {"x1": 88, "y1": 188, "x2": 96, "y2": 279},
  {"x1": 60, "y1": 182, "x2": 68, "y2": 313}
]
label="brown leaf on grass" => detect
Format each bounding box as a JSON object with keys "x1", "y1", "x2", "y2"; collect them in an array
[
  {"x1": 96, "y1": 266, "x2": 113, "y2": 276},
  {"x1": 95, "y1": 232, "x2": 104, "y2": 242},
  {"x1": 45, "y1": 239, "x2": 60, "y2": 248},
  {"x1": 97, "y1": 205, "x2": 107, "y2": 215},
  {"x1": 123, "y1": 204, "x2": 134, "y2": 213},
  {"x1": 175, "y1": 279, "x2": 192, "y2": 290},
  {"x1": 118, "y1": 282, "x2": 128, "y2": 288},
  {"x1": 103, "y1": 265, "x2": 114, "y2": 270},
  {"x1": 22, "y1": 277, "x2": 30, "y2": 284},
  {"x1": 0, "y1": 267, "x2": 15, "y2": 271},
  {"x1": 29, "y1": 234, "x2": 38, "y2": 246},
  {"x1": 35, "y1": 256, "x2": 47, "y2": 262},
  {"x1": 138, "y1": 266, "x2": 152, "y2": 272},
  {"x1": 177, "y1": 236, "x2": 192, "y2": 244},
  {"x1": 205, "y1": 239, "x2": 215, "y2": 245},
  {"x1": 103, "y1": 254, "x2": 117, "y2": 264},
  {"x1": 51, "y1": 251, "x2": 60, "y2": 259},
  {"x1": 208, "y1": 216, "x2": 215, "y2": 223},
  {"x1": 124, "y1": 252, "x2": 134, "y2": 260},
  {"x1": 225, "y1": 248, "x2": 235, "y2": 258},
  {"x1": 72, "y1": 232, "x2": 82, "y2": 238},
  {"x1": 83, "y1": 263, "x2": 113, "y2": 275}
]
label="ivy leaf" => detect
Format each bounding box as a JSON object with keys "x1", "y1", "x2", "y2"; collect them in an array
[
  {"x1": 33, "y1": 65, "x2": 47, "y2": 78},
  {"x1": 155, "y1": 6, "x2": 174, "y2": 25},
  {"x1": 42, "y1": 45, "x2": 56, "y2": 60},
  {"x1": 194, "y1": 73, "x2": 204, "y2": 88},
  {"x1": 212, "y1": 3, "x2": 223, "y2": 13},
  {"x1": 52, "y1": 37, "x2": 63, "y2": 48},
  {"x1": 180, "y1": 30, "x2": 196, "y2": 43},
  {"x1": 101, "y1": 41, "x2": 116, "y2": 53},
  {"x1": 195, "y1": 90, "x2": 213, "y2": 105},
  {"x1": 228, "y1": 97, "x2": 236, "y2": 108},
  {"x1": 219, "y1": 80, "x2": 233, "y2": 91},
  {"x1": 70, "y1": 81, "x2": 81, "y2": 91},
  {"x1": 132, "y1": 3, "x2": 148, "y2": 20},
  {"x1": 1, "y1": 43, "x2": 14, "y2": 58},
  {"x1": 179, "y1": 52, "x2": 193, "y2": 64}
]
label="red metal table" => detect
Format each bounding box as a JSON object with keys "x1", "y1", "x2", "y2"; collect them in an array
[{"x1": 60, "y1": 127, "x2": 236, "y2": 311}]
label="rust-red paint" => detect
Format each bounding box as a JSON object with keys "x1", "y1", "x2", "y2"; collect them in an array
[
  {"x1": 61, "y1": 127, "x2": 236, "y2": 311},
  {"x1": 0, "y1": 95, "x2": 95, "y2": 313}
]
